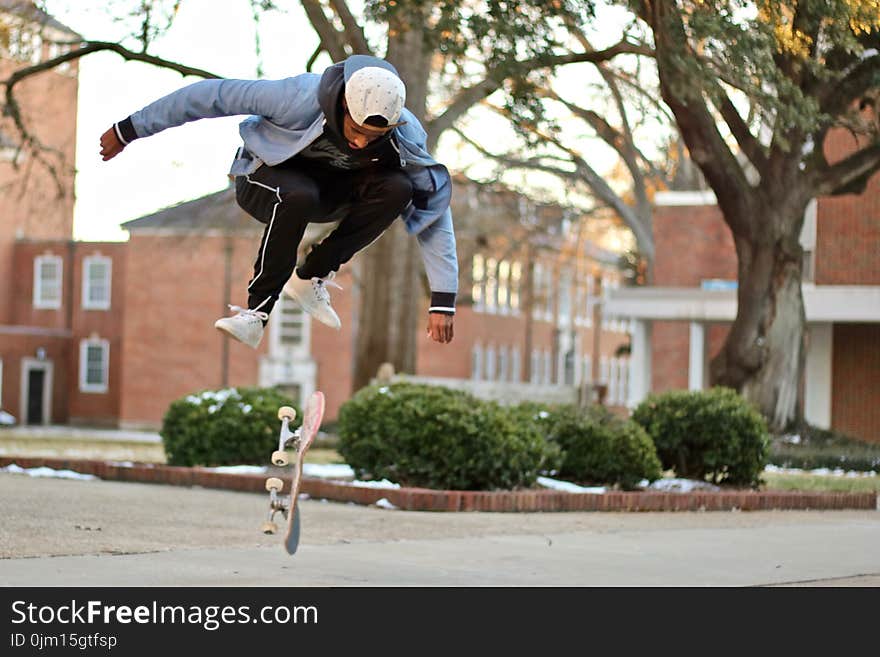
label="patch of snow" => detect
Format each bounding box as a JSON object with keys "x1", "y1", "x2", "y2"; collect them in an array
[
  {"x1": 1, "y1": 464, "x2": 97, "y2": 481},
  {"x1": 537, "y1": 476, "x2": 605, "y2": 494},
  {"x1": 206, "y1": 465, "x2": 267, "y2": 474},
  {"x1": 302, "y1": 463, "x2": 355, "y2": 478},
  {"x1": 350, "y1": 479, "x2": 400, "y2": 489},
  {"x1": 375, "y1": 498, "x2": 398, "y2": 510},
  {"x1": 643, "y1": 478, "x2": 721, "y2": 493}
]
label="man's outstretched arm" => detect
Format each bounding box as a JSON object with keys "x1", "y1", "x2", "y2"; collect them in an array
[{"x1": 416, "y1": 207, "x2": 458, "y2": 345}]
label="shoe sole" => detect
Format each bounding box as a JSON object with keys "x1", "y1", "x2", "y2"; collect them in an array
[
  {"x1": 285, "y1": 288, "x2": 342, "y2": 330},
  {"x1": 214, "y1": 322, "x2": 261, "y2": 349}
]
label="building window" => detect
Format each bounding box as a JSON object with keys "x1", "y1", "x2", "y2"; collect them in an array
[
  {"x1": 485, "y1": 258, "x2": 498, "y2": 313},
  {"x1": 511, "y1": 347, "x2": 521, "y2": 383},
  {"x1": 82, "y1": 255, "x2": 112, "y2": 310},
  {"x1": 498, "y1": 345, "x2": 509, "y2": 382},
  {"x1": 279, "y1": 299, "x2": 306, "y2": 347},
  {"x1": 472, "y1": 254, "x2": 485, "y2": 310},
  {"x1": 471, "y1": 343, "x2": 483, "y2": 381},
  {"x1": 485, "y1": 344, "x2": 496, "y2": 381},
  {"x1": 510, "y1": 262, "x2": 522, "y2": 312},
  {"x1": 498, "y1": 260, "x2": 510, "y2": 314},
  {"x1": 79, "y1": 338, "x2": 109, "y2": 393},
  {"x1": 34, "y1": 255, "x2": 62, "y2": 309}
]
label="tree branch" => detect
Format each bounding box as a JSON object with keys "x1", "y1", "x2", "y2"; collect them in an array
[
  {"x1": 328, "y1": 0, "x2": 371, "y2": 55},
  {"x1": 429, "y1": 38, "x2": 650, "y2": 137},
  {"x1": 299, "y1": 0, "x2": 351, "y2": 61},
  {"x1": 814, "y1": 140, "x2": 880, "y2": 196}
]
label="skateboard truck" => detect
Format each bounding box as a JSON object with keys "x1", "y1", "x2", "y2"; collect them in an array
[
  {"x1": 271, "y1": 406, "x2": 298, "y2": 467},
  {"x1": 261, "y1": 477, "x2": 288, "y2": 534}
]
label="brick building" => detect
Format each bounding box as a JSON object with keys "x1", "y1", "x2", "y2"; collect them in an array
[
  {"x1": 0, "y1": 2, "x2": 82, "y2": 425},
  {"x1": 606, "y1": 129, "x2": 880, "y2": 443}
]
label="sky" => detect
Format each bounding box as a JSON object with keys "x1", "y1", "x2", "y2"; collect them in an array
[
  {"x1": 45, "y1": 0, "x2": 329, "y2": 241},
  {"x1": 39, "y1": 0, "x2": 648, "y2": 244}
]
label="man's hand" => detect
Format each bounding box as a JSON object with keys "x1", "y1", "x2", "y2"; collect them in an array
[
  {"x1": 426, "y1": 313, "x2": 454, "y2": 344},
  {"x1": 99, "y1": 127, "x2": 125, "y2": 161}
]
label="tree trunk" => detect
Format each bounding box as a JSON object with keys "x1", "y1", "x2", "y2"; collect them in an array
[
  {"x1": 709, "y1": 229, "x2": 806, "y2": 431},
  {"x1": 351, "y1": 7, "x2": 432, "y2": 392}
]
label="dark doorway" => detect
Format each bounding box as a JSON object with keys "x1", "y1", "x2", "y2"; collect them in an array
[{"x1": 26, "y1": 369, "x2": 45, "y2": 425}]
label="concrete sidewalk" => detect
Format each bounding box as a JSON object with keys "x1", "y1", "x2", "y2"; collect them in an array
[{"x1": 1, "y1": 473, "x2": 878, "y2": 586}]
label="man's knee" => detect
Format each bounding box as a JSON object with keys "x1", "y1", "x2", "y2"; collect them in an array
[
  {"x1": 280, "y1": 187, "x2": 321, "y2": 215},
  {"x1": 374, "y1": 172, "x2": 413, "y2": 211}
]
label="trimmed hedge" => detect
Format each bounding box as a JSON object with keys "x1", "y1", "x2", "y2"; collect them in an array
[
  {"x1": 513, "y1": 403, "x2": 662, "y2": 489},
  {"x1": 770, "y1": 423, "x2": 880, "y2": 472},
  {"x1": 337, "y1": 383, "x2": 561, "y2": 491},
  {"x1": 161, "y1": 387, "x2": 300, "y2": 467},
  {"x1": 631, "y1": 387, "x2": 770, "y2": 487}
]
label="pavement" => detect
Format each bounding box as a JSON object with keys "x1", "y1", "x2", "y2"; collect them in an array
[{"x1": 1, "y1": 472, "x2": 879, "y2": 586}]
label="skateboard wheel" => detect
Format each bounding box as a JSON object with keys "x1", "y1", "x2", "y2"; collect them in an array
[
  {"x1": 265, "y1": 477, "x2": 284, "y2": 492},
  {"x1": 271, "y1": 450, "x2": 289, "y2": 467},
  {"x1": 261, "y1": 521, "x2": 278, "y2": 535},
  {"x1": 277, "y1": 406, "x2": 297, "y2": 422}
]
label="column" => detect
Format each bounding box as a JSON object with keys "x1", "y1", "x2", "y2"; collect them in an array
[
  {"x1": 688, "y1": 321, "x2": 707, "y2": 391},
  {"x1": 627, "y1": 319, "x2": 652, "y2": 408},
  {"x1": 804, "y1": 323, "x2": 833, "y2": 429}
]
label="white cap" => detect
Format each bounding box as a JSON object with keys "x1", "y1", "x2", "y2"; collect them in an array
[{"x1": 344, "y1": 66, "x2": 406, "y2": 127}]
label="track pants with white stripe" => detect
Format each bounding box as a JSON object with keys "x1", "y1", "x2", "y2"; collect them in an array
[{"x1": 234, "y1": 160, "x2": 413, "y2": 317}]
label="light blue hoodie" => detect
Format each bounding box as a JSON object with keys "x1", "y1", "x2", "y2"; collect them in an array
[{"x1": 117, "y1": 56, "x2": 458, "y2": 308}]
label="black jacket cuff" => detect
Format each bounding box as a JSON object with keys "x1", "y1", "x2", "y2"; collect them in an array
[
  {"x1": 429, "y1": 292, "x2": 456, "y2": 315},
  {"x1": 114, "y1": 117, "x2": 139, "y2": 145}
]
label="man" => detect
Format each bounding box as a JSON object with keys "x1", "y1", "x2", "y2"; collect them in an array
[{"x1": 100, "y1": 55, "x2": 457, "y2": 347}]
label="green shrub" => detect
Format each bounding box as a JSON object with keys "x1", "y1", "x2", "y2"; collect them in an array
[
  {"x1": 769, "y1": 423, "x2": 880, "y2": 472},
  {"x1": 631, "y1": 387, "x2": 770, "y2": 487},
  {"x1": 337, "y1": 383, "x2": 560, "y2": 490},
  {"x1": 161, "y1": 387, "x2": 300, "y2": 466},
  {"x1": 538, "y1": 405, "x2": 662, "y2": 490}
]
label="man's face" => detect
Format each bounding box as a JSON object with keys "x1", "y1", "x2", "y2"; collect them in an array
[{"x1": 342, "y1": 100, "x2": 392, "y2": 150}]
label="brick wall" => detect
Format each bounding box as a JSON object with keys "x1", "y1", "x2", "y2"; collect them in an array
[
  {"x1": 312, "y1": 268, "x2": 356, "y2": 421},
  {"x1": 653, "y1": 203, "x2": 738, "y2": 286},
  {"x1": 118, "y1": 232, "x2": 263, "y2": 428},
  {"x1": 67, "y1": 243, "x2": 127, "y2": 425}
]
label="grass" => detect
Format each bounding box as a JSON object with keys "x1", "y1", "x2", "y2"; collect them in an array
[{"x1": 761, "y1": 471, "x2": 880, "y2": 493}]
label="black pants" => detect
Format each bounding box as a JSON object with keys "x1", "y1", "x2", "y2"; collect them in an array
[{"x1": 234, "y1": 159, "x2": 412, "y2": 316}]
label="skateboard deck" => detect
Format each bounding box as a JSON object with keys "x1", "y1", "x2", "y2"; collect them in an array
[{"x1": 261, "y1": 390, "x2": 325, "y2": 555}]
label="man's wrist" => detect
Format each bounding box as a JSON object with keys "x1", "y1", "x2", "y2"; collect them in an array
[
  {"x1": 114, "y1": 117, "x2": 139, "y2": 145},
  {"x1": 429, "y1": 291, "x2": 455, "y2": 315}
]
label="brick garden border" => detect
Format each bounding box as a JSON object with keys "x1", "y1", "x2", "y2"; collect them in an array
[{"x1": 2, "y1": 456, "x2": 877, "y2": 512}]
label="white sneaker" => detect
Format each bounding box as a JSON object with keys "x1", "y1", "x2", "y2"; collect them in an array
[
  {"x1": 283, "y1": 272, "x2": 342, "y2": 329},
  {"x1": 214, "y1": 305, "x2": 268, "y2": 349}
]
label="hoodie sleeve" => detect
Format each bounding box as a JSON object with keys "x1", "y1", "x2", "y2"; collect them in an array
[
  {"x1": 114, "y1": 77, "x2": 315, "y2": 143},
  {"x1": 416, "y1": 205, "x2": 458, "y2": 315}
]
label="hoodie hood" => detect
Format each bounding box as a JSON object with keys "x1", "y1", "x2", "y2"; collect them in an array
[{"x1": 318, "y1": 60, "x2": 347, "y2": 141}]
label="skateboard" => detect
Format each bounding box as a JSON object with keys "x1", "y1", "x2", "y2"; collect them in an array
[{"x1": 261, "y1": 390, "x2": 325, "y2": 555}]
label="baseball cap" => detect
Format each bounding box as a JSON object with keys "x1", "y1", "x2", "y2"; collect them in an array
[{"x1": 344, "y1": 64, "x2": 406, "y2": 128}]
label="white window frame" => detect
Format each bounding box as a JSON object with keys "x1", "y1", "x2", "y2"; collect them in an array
[
  {"x1": 82, "y1": 255, "x2": 112, "y2": 310},
  {"x1": 271, "y1": 294, "x2": 311, "y2": 357},
  {"x1": 79, "y1": 338, "x2": 110, "y2": 393},
  {"x1": 33, "y1": 254, "x2": 63, "y2": 309}
]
